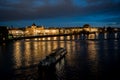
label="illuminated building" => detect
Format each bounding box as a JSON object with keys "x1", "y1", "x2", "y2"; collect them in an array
[
  {"x1": 44, "y1": 28, "x2": 59, "y2": 35},
  {"x1": 25, "y1": 23, "x2": 44, "y2": 36},
  {"x1": 83, "y1": 24, "x2": 98, "y2": 32},
  {"x1": 8, "y1": 23, "x2": 100, "y2": 37},
  {"x1": 8, "y1": 28, "x2": 24, "y2": 37}
]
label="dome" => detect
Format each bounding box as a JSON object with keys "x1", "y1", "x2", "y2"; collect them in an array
[
  {"x1": 32, "y1": 23, "x2": 36, "y2": 26},
  {"x1": 83, "y1": 24, "x2": 90, "y2": 28}
]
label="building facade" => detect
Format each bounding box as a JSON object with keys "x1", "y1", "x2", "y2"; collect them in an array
[
  {"x1": 25, "y1": 23, "x2": 44, "y2": 36},
  {"x1": 8, "y1": 23, "x2": 99, "y2": 37}
]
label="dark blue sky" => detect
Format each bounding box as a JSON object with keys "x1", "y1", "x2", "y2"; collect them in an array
[{"x1": 0, "y1": 0, "x2": 120, "y2": 27}]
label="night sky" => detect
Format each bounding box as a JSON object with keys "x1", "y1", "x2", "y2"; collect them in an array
[{"x1": 0, "y1": 0, "x2": 120, "y2": 27}]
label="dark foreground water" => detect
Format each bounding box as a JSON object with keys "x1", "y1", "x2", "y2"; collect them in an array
[{"x1": 0, "y1": 39, "x2": 120, "y2": 80}]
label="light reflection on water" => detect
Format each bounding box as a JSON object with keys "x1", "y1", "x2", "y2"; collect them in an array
[
  {"x1": 12, "y1": 40, "x2": 73, "y2": 69},
  {"x1": 0, "y1": 38, "x2": 120, "y2": 80}
]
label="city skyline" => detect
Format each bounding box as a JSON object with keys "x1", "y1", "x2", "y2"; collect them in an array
[{"x1": 0, "y1": 0, "x2": 120, "y2": 27}]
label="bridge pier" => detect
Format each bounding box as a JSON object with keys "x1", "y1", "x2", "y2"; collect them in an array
[
  {"x1": 115, "y1": 33, "x2": 117, "y2": 39},
  {"x1": 70, "y1": 35, "x2": 72, "y2": 40},
  {"x1": 44, "y1": 37, "x2": 47, "y2": 41},
  {"x1": 74, "y1": 35, "x2": 78, "y2": 40},
  {"x1": 57, "y1": 36, "x2": 60, "y2": 41},
  {"x1": 94, "y1": 32, "x2": 96, "y2": 39},
  {"x1": 64, "y1": 35, "x2": 67, "y2": 41},
  {"x1": 78, "y1": 35, "x2": 80, "y2": 40},
  {"x1": 107, "y1": 32, "x2": 115, "y2": 39},
  {"x1": 72, "y1": 35, "x2": 75, "y2": 40},
  {"x1": 98, "y1": 33, "x2": 105, "y2": 40},
  {"x1": 95, "y1": 32, "x2": 98, "y2": 39},
  {"x1": 117, "y1": 32, "x2": 120, "y2": 39},
  {"x1": 66, "y1": 36, "x2": 68, "y2": 40},
  {"x1": 79, "y1": 33, "x2": 82, "y2": 40},
  {"x1": 80, "y1": 33, "x2": 87, "y2": 40}
]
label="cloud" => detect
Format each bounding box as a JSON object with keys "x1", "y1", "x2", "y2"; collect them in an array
[{"x1": 0, "y1": 0, "x2": 120, "y2": 22}]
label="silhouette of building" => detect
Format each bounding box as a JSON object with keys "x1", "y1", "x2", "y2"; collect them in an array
[{"x1": 0, "y1": 26, "x2": 8, "y2": 42}]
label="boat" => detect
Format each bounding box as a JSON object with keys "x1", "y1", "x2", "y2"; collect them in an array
[{"x1": 38, "y1": 47, "x2": 67, "y2": 70}]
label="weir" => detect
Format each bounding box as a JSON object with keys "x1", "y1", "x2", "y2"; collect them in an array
[
  {"x1": 37, "y1": 47, "x2": 67, "y2": 80},
  {"x1": 38, "y1": 47, "x2": 67, "y2": 70}
]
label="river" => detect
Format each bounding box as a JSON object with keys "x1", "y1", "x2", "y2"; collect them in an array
[{"x1": 0, "y1": 38, "x2": 120, "y2": 80}]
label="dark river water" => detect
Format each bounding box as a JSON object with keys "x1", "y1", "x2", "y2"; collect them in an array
[{"x1": 0, "y1": 38, "x2": 120, "y2": 80}]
